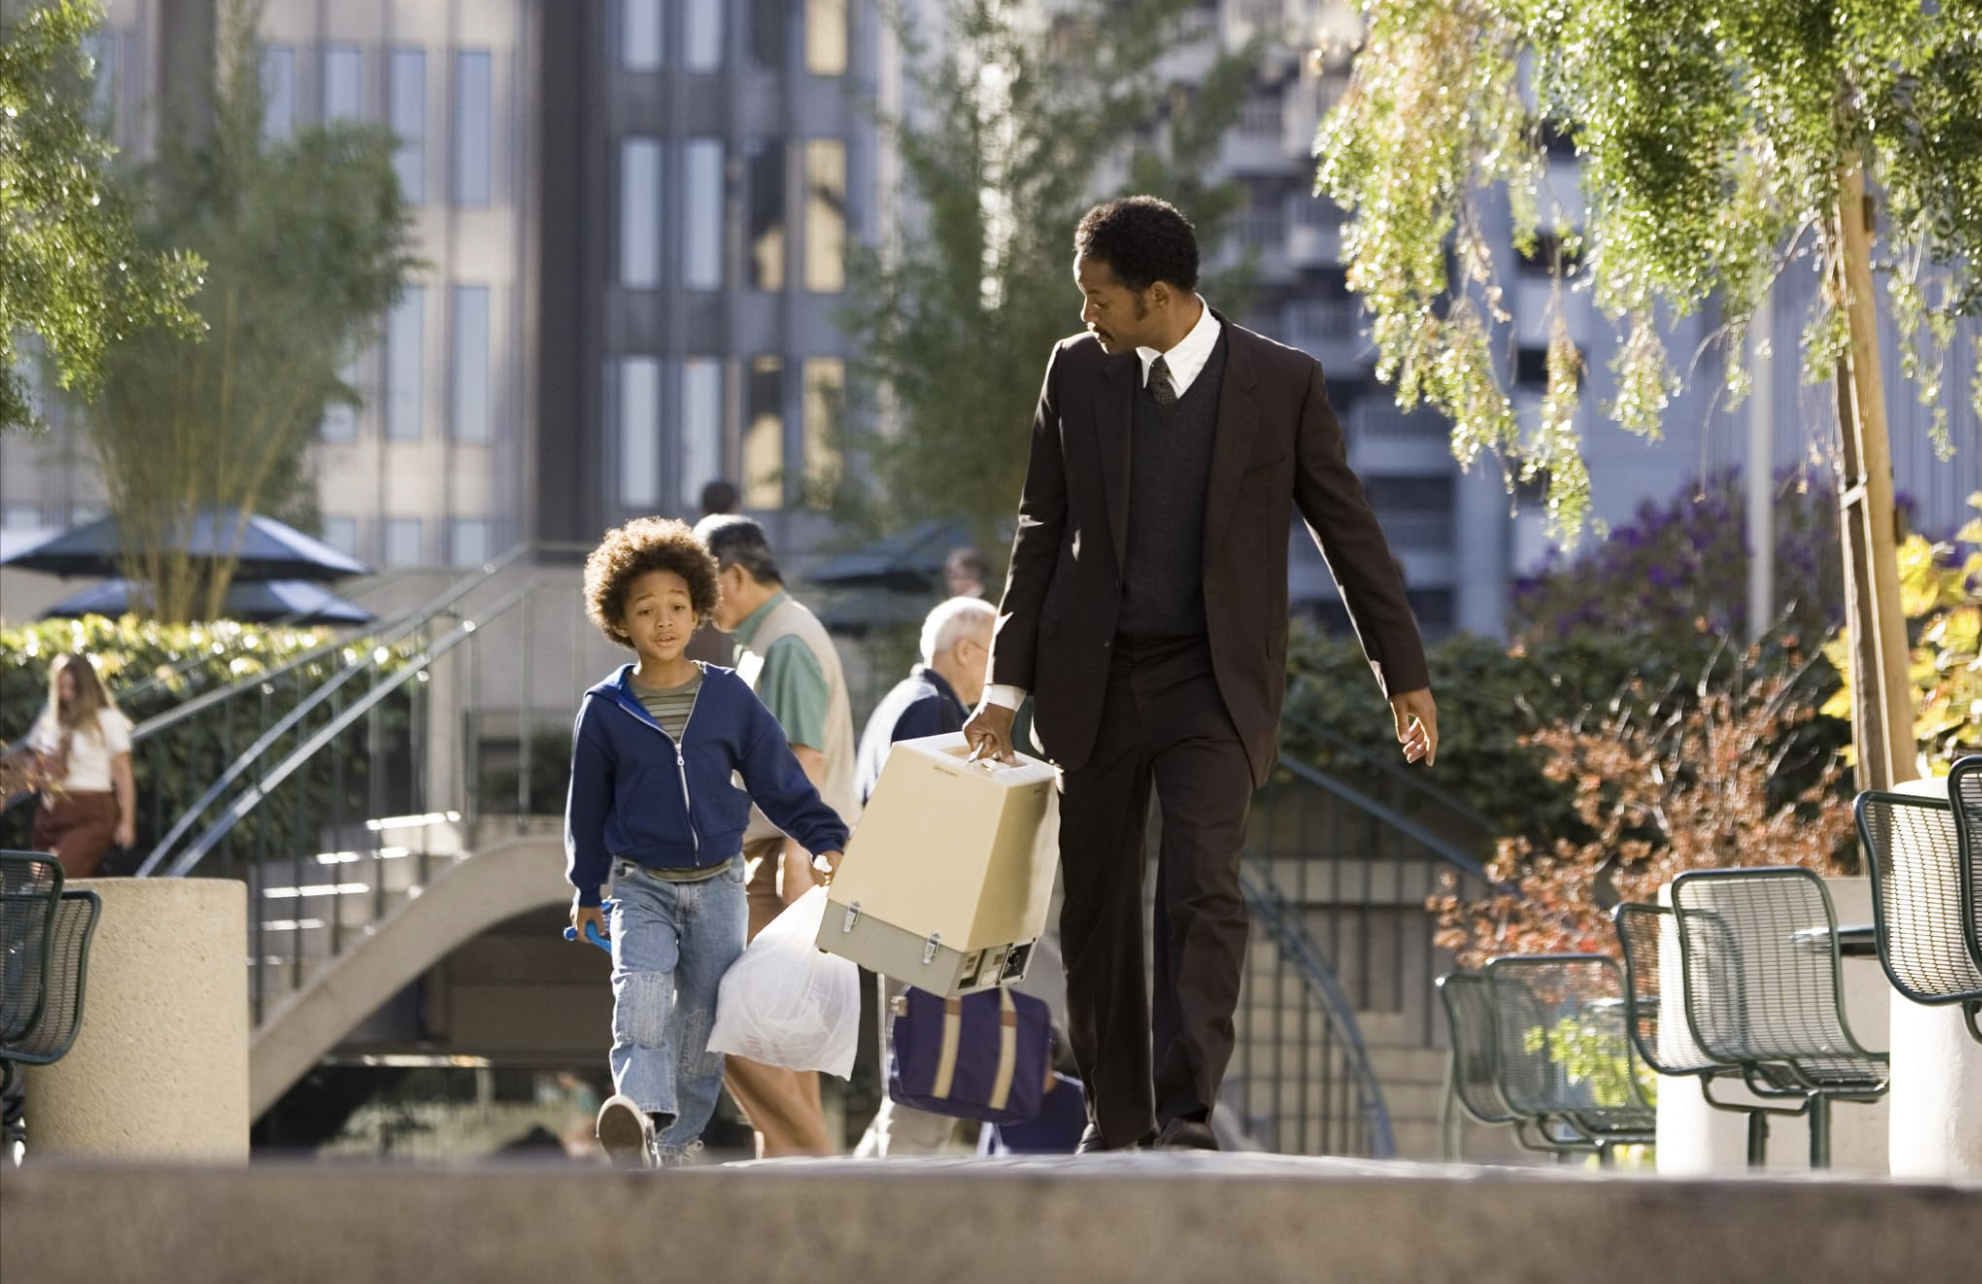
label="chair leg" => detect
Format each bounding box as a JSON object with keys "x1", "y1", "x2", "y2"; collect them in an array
[
  {"x1": 1806, "y1": 1098, "x2": 1832, "y2": 1170},
  {"x1": 1597, "y1": 1141, "x2": 1616, "y2": 1169},
  {"x1": 1964, "y1": 1002, "x2": 1981, "y2": 1046},
  {"x1": 1745, "y1": 1111, "x2": 1770, "y2": 1168}
]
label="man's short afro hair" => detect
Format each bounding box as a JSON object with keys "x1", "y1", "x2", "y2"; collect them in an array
[
  {"x1": 1074, "y1": 196, "x2": 1199, "y2": 294},
  {"x1": 583, "y1": 516, "x2": 722, "y2": 648}
]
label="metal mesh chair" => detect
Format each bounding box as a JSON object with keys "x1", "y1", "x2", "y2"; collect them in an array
[
  {"x1": 1, "y1": 853, "x2": 64, "y2": 1050},
  {"x1": 1945, "y1": 757, "x2": 1982, "y2": 1041},
  {"x1": 1613, "y1": 901, "x2": 1805, "y2": 1165},
  {"x1": 1435, "y1": 972, "x2": 1587, "y2": 1159},
  {"x1": 1855, "y1": 787, "x2": 1982, "y2": 1043},
  {"x1": 1482, "y1": 954, "x2": 1656, "y2": 1165},
  {"x1": 1669, "y1": 867, "x2": 1888, "y2": 1166}
]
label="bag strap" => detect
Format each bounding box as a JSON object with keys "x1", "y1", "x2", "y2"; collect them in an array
[
  {"x1": 931, "y1": 996, "x2": 964, "y2": 1099},
  {"x1": 988, "y1": 988, "x2": 1019, "y2": 1113}
]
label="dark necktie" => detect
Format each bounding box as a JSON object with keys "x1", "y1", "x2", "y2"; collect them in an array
[{"x1": 1148, "y1": 354, "x2": 1177, "y2": 407}]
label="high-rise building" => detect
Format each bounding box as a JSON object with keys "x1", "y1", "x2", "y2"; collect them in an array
[
  {"x1": 532, "y1": 0, "x2": 877, "y2": 553},
  {"x1": 0, "y1": 0, "x2": 539, "y2": 582}
]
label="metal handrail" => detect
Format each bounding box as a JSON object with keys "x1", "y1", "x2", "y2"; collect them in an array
[
  {"x1": 159, "y1": 582, "x2": 536, "y2": 879},
  {"x1": 131, "y1": 545, "x2": 544, "y2": 876},
  {"x1": 1238, "y1": 857, "x2": 1396, "y2": 1156},
  {"x1": 1280, "y1": 690, "x2": 1497, "y2": 835},
  {"x1": 1275, "y1": 752, "x2": 1490, "y2": 882}
]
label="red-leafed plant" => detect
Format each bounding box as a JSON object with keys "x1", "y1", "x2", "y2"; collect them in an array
[{"x1": 1431, "y1": 646, "x2": 1855, "y2": 968}]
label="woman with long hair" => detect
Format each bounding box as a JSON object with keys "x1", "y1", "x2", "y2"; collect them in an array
[{"x1": 25, "y1": 653, "x2": 137, "y2": 878}]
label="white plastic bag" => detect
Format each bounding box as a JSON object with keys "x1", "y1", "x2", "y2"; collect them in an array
[{"x1": 708, "y1": 884, "x2": 861, "y2": 1079}]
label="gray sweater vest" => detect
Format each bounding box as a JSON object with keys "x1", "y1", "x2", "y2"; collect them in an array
[{"x1": 1116, "y1": 334, "x2": 1227, "y2": 638}]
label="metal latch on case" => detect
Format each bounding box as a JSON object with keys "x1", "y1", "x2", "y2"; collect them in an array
[
  {"x1": 922, "y1": 932, "x2": 941, "y2": 965},
  {"x1": 841, "y1": 901, "x2": 860, "y2": 933}
]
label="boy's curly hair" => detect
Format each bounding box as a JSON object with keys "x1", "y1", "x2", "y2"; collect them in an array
[{"x1": 583, "y1": 517, "x2": 722, "y2": 647}]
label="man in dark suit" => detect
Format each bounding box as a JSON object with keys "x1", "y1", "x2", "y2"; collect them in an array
[{"x1": 963, "y1": 196, "x2": 1438, "y2": 1153}]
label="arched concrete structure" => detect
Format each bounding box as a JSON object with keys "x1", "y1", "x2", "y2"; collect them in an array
[{"x1": 250, "y1": 835, "x2": 567, "y2": 1118}]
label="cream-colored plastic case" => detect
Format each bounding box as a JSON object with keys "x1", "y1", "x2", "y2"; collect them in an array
[{"x1": 815, "y1": 733, "x2": 1059, "y2": 995}]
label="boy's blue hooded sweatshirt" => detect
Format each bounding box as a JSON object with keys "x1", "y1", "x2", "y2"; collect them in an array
[{"x1": 564, "y1": 663, "x2": 851, "y2": 907}]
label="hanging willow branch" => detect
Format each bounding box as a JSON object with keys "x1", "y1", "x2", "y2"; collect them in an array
[{"x1": 1316, "y1": 0, "x2": 1982, "y2": 542}]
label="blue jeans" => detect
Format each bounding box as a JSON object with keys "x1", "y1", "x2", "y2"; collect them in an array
[{"x1": 607, "y1": 855, "x2": 748, "y2": 1150}]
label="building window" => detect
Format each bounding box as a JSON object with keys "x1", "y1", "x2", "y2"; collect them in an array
[
  {"x1": 683, "y1": 139, "x2": 724, "y2": 291},
  {"x1": 261, "y1": 45, "x2": 295, "y2": 140},
  {"x1": 685, "y1": 0, "x2": 723, "y2": 71},
  {"x1": 618, "y1": 357, "x2": 662, "y2": 509},
  {"x1": 745, "y1": 141, "x2": 785, "y2": 291},
  {"x1": 448, "y1": 518, "x2": 491, "y2": 567},
  {"x1": 621, "y1": 137, "x2": 662, "y2": 288},
  {"x1": 385, "y1": 286, "x2": 425, "y2": 441},
  {"x1": 801, "y1": 358, "x2": 843, "y2": 487},
  {"x1": 623, "y1": 0, "x2": 663, "y2": 70},
  {"x1": 743, "y1": 356, "x2": 784, "y2": 507},
  {"x1": 803, "y1": 140, "x2": 846, "y2": 293},
  {"x1": 323, "y1": 45, "x2": 363, "y2": 121},
  {"x1": 680, "y1": 357, "x2": 723, "y2": 513},
  {"x1": 453, "y1": 51, "x2": 491, "y2": 206},
  {"x1": 384, "y1": 518, "x2": 424, "y2": 568},
  {"x1": 321, "y1": 358, "x2": 361, "y2": 442},
  {"x1": 320, "y1": 516, "x2": 358, "y2": 556},
  {"x1": 1, "y1": 503, "x2": 43, "y2": 532},
  {"x1": 805, "y1": 0, "x2": 848, "y2": 76},
  {"x1": 451, "y1": 286, "x2": 491, "y2": 442},
  {"x1": 749, "y1": 0, "x2": 787, "y2": 70},
  {"x1": 390, "y1": 48, "x2": 426, "y2": 203}
]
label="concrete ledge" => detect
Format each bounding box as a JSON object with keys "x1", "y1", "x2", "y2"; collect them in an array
[{"x1": 3, "y1": 1156, "x2": 1976, "y2": 1284}]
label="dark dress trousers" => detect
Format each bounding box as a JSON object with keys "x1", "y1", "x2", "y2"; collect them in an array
[{"x1": 990, "y1": 313, "x2": 1428, "y2": 1146}]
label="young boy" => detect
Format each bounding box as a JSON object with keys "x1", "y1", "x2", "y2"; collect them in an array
[{"x1": 567, "y1": 517, "x2": 849, "y2": 1168}]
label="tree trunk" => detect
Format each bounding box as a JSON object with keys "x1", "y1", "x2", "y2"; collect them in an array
[{"x1": 1832, "y1": 163, "x2": 1918, "y2": 791}]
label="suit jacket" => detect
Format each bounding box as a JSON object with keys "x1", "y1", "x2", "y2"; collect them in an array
[{"x1": 989, "y1": 311, "x2": 1429, "y2": 787}]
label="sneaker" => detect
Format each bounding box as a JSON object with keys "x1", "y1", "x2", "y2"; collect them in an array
[
  {"x1": 596, "y1": 1094, "x2": 655, "y2": 1169},
  {"x1": 654, "y1": 1138, "x2": 707, "y2": 1169}
]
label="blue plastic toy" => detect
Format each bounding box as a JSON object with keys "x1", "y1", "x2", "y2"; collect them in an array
[{"x1": 562, "y1": 914, "x2": 613, "y2": 953}]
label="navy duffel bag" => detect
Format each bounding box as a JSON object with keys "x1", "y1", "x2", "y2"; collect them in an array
[{"x1": 887, "y1": 985, "x2": 1051, "y2": 1126}]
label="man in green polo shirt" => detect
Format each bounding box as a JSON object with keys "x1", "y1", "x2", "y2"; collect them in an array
[{"x1": 694, "y1": 515, "x2": 861, "y2": 1158}]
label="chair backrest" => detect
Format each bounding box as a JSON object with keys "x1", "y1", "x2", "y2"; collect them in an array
[
  {"x1": 1434, "y1": 973, "x2": 1518, "y2": 1125},
  {"x1": 1, "y1": 852, "x2": 63, "y2": 1043},
  {"x1": 1670, "y1": 867, "x2": 1880, "y2": 1069},
  {"x1": 1482, "y1": 954, "x2": 1651, "y2": 1118},
  {"x1": 1855, "y1": 789, "x2": 1982, "y2": 1006},
  {"x1": 2, "y1": 889, "x2": 101, "y2": 1065},
  {"x1": 1613, "y1": 901, "x2": 1719, "y2": 1076},
  {"x1": 1947, "y1": 757, "x2": 1982, "y2": 968}
]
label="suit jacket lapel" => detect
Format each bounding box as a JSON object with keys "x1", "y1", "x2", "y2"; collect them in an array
[
  {"x1": 1093, "y1": 350, "x2": 1136, "y2": 574},
  {"x1": 1202, "y1": 314, "x2": 1260, "y2": 556}
]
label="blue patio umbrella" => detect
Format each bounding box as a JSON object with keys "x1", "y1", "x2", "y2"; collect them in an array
[
  {"x1": 0, "y1": 507, "x2": 369, "y2": 581},
  {"x1": 40, "y1": 578, "x2": 375, "y2": 626}
]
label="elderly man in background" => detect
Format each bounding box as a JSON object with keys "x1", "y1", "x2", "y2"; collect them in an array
[
  {"x1": 852, "y1": 595, "x2": 996, "y2": 1156},
  {"x1": 855, "y1": 596, "x2": 995, "y2": 802}
]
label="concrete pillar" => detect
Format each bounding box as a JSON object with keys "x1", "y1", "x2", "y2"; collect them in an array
[
  {"x1": 23, "y1": 878, "x2": 249, "y2": 1160},
  {"x1": 1887, "y1": 776, "x2": 1982, "y2": 1179},
  {"x1": 1654, "y1": 877, "x2": 1889, "y2": 1174}
]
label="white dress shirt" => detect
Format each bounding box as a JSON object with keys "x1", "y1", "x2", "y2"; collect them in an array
[{"x1": 980, "y1": 298, "x2": 1222, "y2": 716}]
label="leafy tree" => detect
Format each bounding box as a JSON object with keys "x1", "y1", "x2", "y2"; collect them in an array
[
  {"x1": 83, "y1": 0, "x2": 418, "y2": 622},
  {"x1": 1, "y1": 0, "x2": 201, "y2": 434},
  {"x1": 828, "y1": 0, "x2": 1254, "y2": 546},
  {"x1": 1315, "y1": 0, "x2": 1982, "y2": 789}
]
